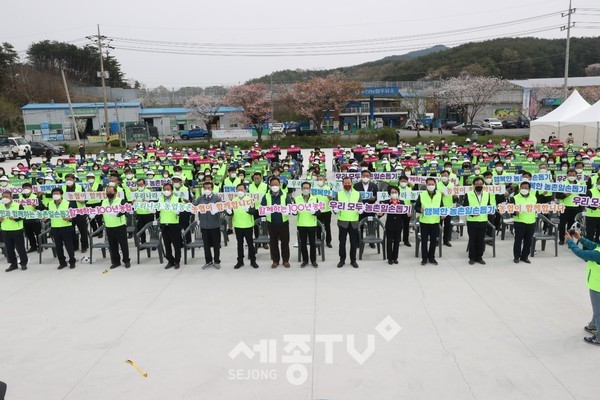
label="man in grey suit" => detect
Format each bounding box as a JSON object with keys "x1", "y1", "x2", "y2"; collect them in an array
[
  {"x1": 354, "y1": 168, "x2": 379, "y2": 249},
  {"x1": 194, "y1": 181, "x2": 223, "y2": 269}
]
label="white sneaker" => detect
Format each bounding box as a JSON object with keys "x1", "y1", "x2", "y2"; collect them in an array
[
  {"x1": 214, "y1": 263, "x2": 221, "y2": 269},
  {"x1": 201, "y1": 262, "x2": 213, "y2": 270}
]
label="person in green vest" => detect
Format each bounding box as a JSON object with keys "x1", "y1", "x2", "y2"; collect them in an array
[
  {"x1": 64, "y1": 173, "x2": 89, "y2": 252},
  {"x1": 19, "y1": 182, "x2": 41, "y2": 253},
  {"x1": 463, "y1": 177, "x2": 495, "y2": 265},
  {"x1": 414, "y1": 177, "x2": 443, "y2": 266},
  {"x1": 0, "y1": 190, "x2": 28, "y2": 272},
  {"x1": 437, "y1": 169, "x2": 456, "y2": 247},
  {"x1": 226, "y1": 183, "x2": 258, "y2": 269},
  {"x1": 249, "y1": 172, "x2": 269, "y2": 249},
  {"x1": 295, "y1": 181, "x2": 319, "y2": 268},
  {"x1": 315, "y1": 174, "x2": 333, "y2": 248},
  {"x1": 397, "y1": 175, "x2": 413, "y2": 247},
  {"x1": 102, "y1": 185, "x2": 131, "y2": 269},
  {"x1": 510, "y1": 181, "x2": 538, "y2": 264},
  {"x1": 557, "y1": 168, "x2": 584, "y2": 245},
  {"x1": 159, "y1": 183, "x2": 182, "y2": 270},
  {"x1": 223, "y1": 167, "x2": 240, "y2": 190},
  {"x1": 133, "y1": 178, "x2": 155, "y2": 244},
  {"x1": 85, "y1": 172, "x2": 104, "y2": 236},
  {"x1": 565, "y1": 230, "x2": 600, "y2": 345},
  {"x1": 260, "y1": 176, "x2": 293, "y2": 268},
  {"x1": 45, "y1": 187, "x2": 77, "y2": 269},
  {"x1": 154, "y1": 137, "x2": 161, "y2": 149},
  {"x1": 336, "y1": 176, "x2": 360, "y2": 269}
]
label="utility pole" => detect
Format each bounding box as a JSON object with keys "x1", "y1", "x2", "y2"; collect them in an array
[
  {"x1": 270, "y1": 75, "x2": 274, "y2": 130},
  {"x1": 561, "y1": 0, "x2": 576, "y2": 101},
  {"x1": 61, "y1": 69, "x2": 81, "y2": 144},
  {"x1": 96, "y1": 24, "x2": 110, "y2": 140}
]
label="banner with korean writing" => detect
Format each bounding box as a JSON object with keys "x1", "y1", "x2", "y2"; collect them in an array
[
  {"x1": 329, "y1": 200, "x2": 412, "y2": 215},
  {"x1": 493, "y1": 173, "x2": 551, "y2": 184},
  {"x1": 497, "y1": 203, "x2": 565, "y2": 214},
  {"x1": 258, "y1": 201, "x2": 326, "y2": 216},
  {"x1": 442, "y1": 185, "x2": 505, "y2": 196},
  {"x1": 423, "y1": 206, "x2": 496, "y2": 217}
]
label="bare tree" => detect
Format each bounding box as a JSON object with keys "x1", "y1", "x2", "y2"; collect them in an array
[
  {"x1": 529, "y1": 85, "x2": 562, "y2": 118},
  {"x1": 437, "y1": 76, "x2": 513, "y2": 130},
  {"x1": 185, "y1": 93, "x2": 224, "y2": 136}
]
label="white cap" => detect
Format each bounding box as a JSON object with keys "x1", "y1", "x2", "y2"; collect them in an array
[
  {"x1": 0, "y1": 176, "x2": 8, "y2": 181},
  {"x1": 44, "y1": 176, "x2": 54, "y2": 181},
  {"x1": 167, "y1": 153, "x2": 173, "y2": 157},
  {"x1": 382, "y1": 159, "x2": 389, "y2": 164},
  {"x1": 86, "y1": 172, "x2": 95, "y2": 177}
]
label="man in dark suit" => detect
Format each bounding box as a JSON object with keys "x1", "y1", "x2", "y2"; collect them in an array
[{"x1": 354, "y1": 169, "x2": 379, "y2": 248}]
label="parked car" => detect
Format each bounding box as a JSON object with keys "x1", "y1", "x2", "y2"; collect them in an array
[
  {"x1": 482, "y1": 118, "x2": 503, "y2": 129},
  {"x1": 501, "y1": 120, "x2": 518, "y2": 129},
  {"x1": 6, "y1": 136, "x2": 31, "y2": 159},
  {"x1": 451, "y1": 124, "x2": 493, "y2": 135},
  {"x1": 516, "y1": 117, "x2": 530, "y2": 128},
  {"x1": 270, "y1": 123, "x2": 285, "y2": 133},
  {"x1": 179, "y1": 128, "x2": 210, "y2": 140},
  {"x1": 402, "y1": 119, "x2": 426, "y2": 131},
  {"x1": 28, "y1": 140, "x2": 65, "y2": 156},
  {"x1": 0, "y1": 136, "x2": 12, "y2": 161}
]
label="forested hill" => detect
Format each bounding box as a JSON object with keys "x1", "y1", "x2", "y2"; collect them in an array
[{"x1": 248, "y1": 36, "x2": 600, "y2": 83}]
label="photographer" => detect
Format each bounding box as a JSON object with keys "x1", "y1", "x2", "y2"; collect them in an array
[{"x1": 565, "y1": 230, "x2": 600, "y2": 346}]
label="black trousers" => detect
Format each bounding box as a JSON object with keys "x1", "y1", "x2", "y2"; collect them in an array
[
  {"x1": 106, "y1": 225, "x2": 130, "y2": 266},
  {"x1": 398, "y1": 214, "x2": 411, "y2": 243},
  {"x1": 298, "y1": 226, "x2": 317, "y2": 263},
  {"x1": 3, "y1": 229, "x2": 28, "y2": 268},
  {"x1": 441, "y1": 216, "x2": 452, "y2": 243},
  {"x1": 514, "y1": 222, "x2": 535, "y2": 260},
  {"x1": 201, "y1": 227, "x2": 221, "y2": 264},
  {"x1": 267, "y1": 221, "x2": 290, "y2": 263},
  {"x1": 52, "y1": 226, "x2": 76, "y2": 266},
  {"x1": 420, "y1": 222, "x2": 439, "y2": 261},
  {"x1": 467, "y1": 221, "x2": 487, "y2": 261},
  {"x1": 136, "y1": 213, "x2": 155, "y2": 243},
  {"x1": 339, "y1": 223, "x2": 359, "y2": 263},
  {"x1": 161, "y1": 224, "x2": 182, "y2": 264},
  {"x1": 559, "y1": 206, "x2": 581, "y2": 240},
  {"x1": 24, "y1": 220, "x2": 41, "y2": 250},
  {"x1": 586, "y1": 216, "x2": 600, "y2": 242},
  {"x1": 179, "y1": 211, "x2": 192, "y2": 244},
  {"x1": 235, "y1": 227, "x2": 255, "y2": 262},
  {"x1": 72, "y1": 215, "x2": 88, "y2": 250},
  {"x1": 386, "y1": 229, "x2": 401, "y2": 262},
  {"x1": 316, "y1": 211, "x2": 332, "y2": 245}
]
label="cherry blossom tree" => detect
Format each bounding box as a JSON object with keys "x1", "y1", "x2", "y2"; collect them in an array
[
  {"x1": 437, "y1": 75, "x2": 513, "y2": 130},
  {"x1": 224, "y1": 83, "x2": 271, "y2": 142},
  {"x1": 530, "y1": 85, "x2": 562, "y2": 118},
  {"x1": 185, "y1": 93, "x2": 224, "y2": 136},
  {"x1": 283, "y1": 73, "x2": 362, "y2": 133},
  {"x1": 576, "y1": 86, "x2": 600, "y2": 104}
]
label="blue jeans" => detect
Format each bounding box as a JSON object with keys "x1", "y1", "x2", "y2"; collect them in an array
[{"x1": 590, "y1": 289, "x2": 600, "y2": 333}]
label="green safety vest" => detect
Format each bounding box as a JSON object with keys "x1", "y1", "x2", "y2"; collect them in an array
[
  {"x1": 66, "y1": 183, "x2": 86, "y2": 208},
  {"x1": 337, "y1": 190, "x2": 360, "y2": 222},
  {"x1": 87, "y1": 181, "x2": 102, "y2": 205},
  {"x1": 264, "y1": 192, "x2": 288, "y2": 223},
  {"x1": 398, "y1": 186, "x2": 412, "y2": 206},
  {"x1": 437, "y1": 181, "x2": 454, "y2": 207},
  {"x1": 466, "y1": 190, "x2": 491, "y2": 222},
  {"x1": 232, "y1": 195, "x2": 254, "y2": 229},
  {"x1": 249, "y1": 181, "x2": 268, "y2": 207},
  {"x1": 159, "y1": 195, "x2": 180, "y2": 225},
  {"x1": 101, "y1": 198, "x2": 126, "y2": 228},
  {"x1": 316, "y1": 183, "x2": 332, "y2": 212},
  {"x1": 134, "y1": 188, "x2": 152, "y2": 215},
  {"x1": 48, "y1": 200, "x2": 72, "y2": 228},
  {"x1": 295, "y1": 194, "x2": 318, "y2": 227},
  {"x1": 223, "y1": 177, "x2": 240, "y2": 189},
  {"x1": 1, "y1": 201, "x2": 23, "y2": 231},
  {"x1": 588, "y1": 187, "x2": 600, "y2": 218},
  {"x1": 513, "y1": 193, "x2": 537, "y2": 224},
  {"x1": 586, "y1": 248, "x2": 600, "y2": 291},
  {"x1": 418, "y1": 191, "x2": 442, "y2": 224},
  {"x1": 561, "y1": 180, "x2": 584, "y2": 207},
  {"x1": 18, "y1": 193, "x2": 38, "y2": 212}
]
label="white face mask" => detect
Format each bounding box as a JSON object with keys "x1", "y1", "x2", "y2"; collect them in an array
[
  {"x1": 302, "y1": 189, "x2": 310, "y2": 196},
  {"x1": 561, "y1": 166, "x2": 568, "y2": 171},
  {"x1": 520, "y1": 189, "x2": 529, "y2": 196},
  {"x1": 427, "y1": 185, "x2": 436, "y2": 192},
  {"x1": 22, "y1": 189, "x2": 31, "y2": 195},
  {"x1": 174, "y1": 182, "x2": 181, "y2": 189},
  {"x1": 567, "y1": 176, "x2": 577, "y2": 182},
  {"x1": 126, "y1": 174, "x2": 134, "y2": 180},
  {"x1": 108, "y1": 182, "x2": 116, "y2": 187},
  {"x1": 445, "y1": 167, "x2": 452, "y2": 172},
  {"x1": 441, "y1": 177, "x2": 448, "y2": 183},
  {"x1": 390, "y1": 193, "x2": 399, "y2": 200},
  {"x1": 361, "y1": 177, "x2": 370, "y2": 184},
  {"x1": 52, "y1": 194, "x2": 62, "y2": 201},
  {"x1": 316, "y1": 181, "x2": 324, "y2": 187},
  {"x1": 400, "y1": 182, "x2": 407, "y2": 188},
  {"x1": 230, "y1": 173, "x2": 237, "y2": 179},
  {"x1": 539, "y1": 169, "x2": 547, "y2": 174},
  {"x1": 204, "y1": 189, "x2": 212, "y2": 196},
  {"x1": 163, "y1": 174, "x2": 169, "y2": 178},
  {"x1": 137, "y1": 186, "x2": 145, "y2": 191},
  {"x1": 496, "y1": 167, "x2": 503, "y2": 172},
  {"x1": 405, "y1": 171, "x2": 411, "y2": 177},
  {"x1": 575, "y1": 169, "x2": 583, "y2": 174},
  {"x1": 66, "y1": 180, "x2": 74, "y2": 187},
  {"x1": 163, "y1": 190, "x2": 172, "y2": 197},
  {"x1": 2, "y1": 198, "x2": 10, "y2": 204},
  {"x1": 484, "y1": 178, "x2": 492, "y2": 184},
  {"x1": 87, "y1": 178, "x2": 95, "y2": 184},
  {"x1": 270, "y1": 186, "x2": 280, "y2": 193},
  {"x1": 237, "y1": 190, "x2": 245, "y2": 198}
]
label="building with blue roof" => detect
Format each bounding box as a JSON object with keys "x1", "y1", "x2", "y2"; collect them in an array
[{"x1": 139, "y1": 106, "x2": 243, "y2": 136}]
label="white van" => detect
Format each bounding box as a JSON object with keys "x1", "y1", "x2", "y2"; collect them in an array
[{"x1": 8, "y1": 136, "x2": 31, "y2": 159}]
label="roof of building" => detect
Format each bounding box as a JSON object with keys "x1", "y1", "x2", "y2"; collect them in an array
[
  {"x1": 509, "y1": 77, "x2": 600, "y2": 88},
  {"x1": 21, "y1": 102, "x2": 142, "y2": 111},
  {"x1": 139, "y1": 106, "x2": 242, "y2": 116}
]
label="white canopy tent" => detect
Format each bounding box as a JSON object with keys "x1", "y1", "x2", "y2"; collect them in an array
[
  {"x1": 529, "y1": 90, "x2": 590, "y2": 142},
  {"x1": 559, "y1": 99, "x2": 600, "y2": 147}
]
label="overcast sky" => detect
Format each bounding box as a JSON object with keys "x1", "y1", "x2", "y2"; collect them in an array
[{"x1": 2, "y1": 0, "x2": 598, "y2": 88}]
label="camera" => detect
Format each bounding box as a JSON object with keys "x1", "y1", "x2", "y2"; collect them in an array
[{"x1": 569, "y1": 222, "x2": 582, "y2": 236}]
